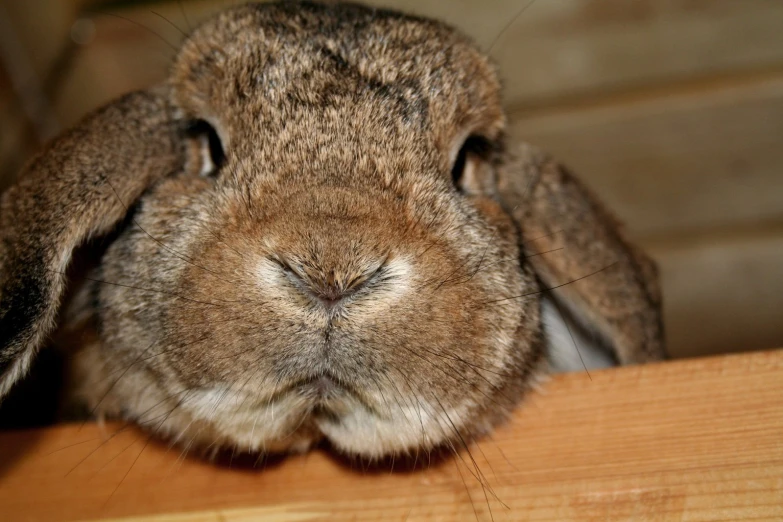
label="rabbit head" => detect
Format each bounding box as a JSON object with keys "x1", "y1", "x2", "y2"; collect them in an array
[{"x1": 0, "y1": 2, "x2": 664, "y2": 458}]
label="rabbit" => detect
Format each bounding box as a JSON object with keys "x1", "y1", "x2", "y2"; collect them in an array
[{"x1": 0, "y1": 1, "x2": 665, "y2": 459}]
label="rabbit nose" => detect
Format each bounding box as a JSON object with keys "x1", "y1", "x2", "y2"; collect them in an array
[
  {"x1": 312, "y1": 279, "x2": 346, "y2": 310},
  {"x1": 277, "y1": 258, "x2": 385, "y2": 310}
]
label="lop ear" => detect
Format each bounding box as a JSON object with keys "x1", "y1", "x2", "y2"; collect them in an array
[
  {"x1": 497, "y1": 141, "x2": 666, "y2": 365},
  {"x1": 0, "y1": 89, "x2": 185, "y2": 399}
]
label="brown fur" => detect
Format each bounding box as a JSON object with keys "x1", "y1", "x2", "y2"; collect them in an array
[{"x1": 0, "y1": 2, "x2": 664, "y2": 459}]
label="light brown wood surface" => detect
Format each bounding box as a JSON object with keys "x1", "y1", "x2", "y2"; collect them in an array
[
  {"x1": 1, "y1": 350, "x2": 781, "y2": 521},
  {"x1": 510, "y1": 72, "x2": 783, "y2": 238},
  {"x1": 649, "y1": 228, "x2": 783, "y2": 359}
]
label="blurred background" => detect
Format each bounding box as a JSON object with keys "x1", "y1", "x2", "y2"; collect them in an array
[{"x1": 1, "y1": 0, "x2": 781, "y2": 360}]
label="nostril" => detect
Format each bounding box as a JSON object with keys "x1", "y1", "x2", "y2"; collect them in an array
[
  {"x1": 345, "y1": 261, "x2": 386, "y2": 293},
  {"x1": 317, "y1": 295, "x2": 342, "y2": 310},
  {"x1": 272, "y1": 256, "x2": 312, "y2": 291}
]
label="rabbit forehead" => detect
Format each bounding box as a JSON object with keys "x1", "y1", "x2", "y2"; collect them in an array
[{"x1": 171, "y1": 2, "x2": 503, "y2": 152}]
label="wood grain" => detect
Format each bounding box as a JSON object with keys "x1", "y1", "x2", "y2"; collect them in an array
[
  {"x1": 510, "y1": 72, "x2": 783, "y2": 237},
  {"x1": 650, "y1": 226, "x2": 783, "y2": 358},
  {"x1": 0, "y1": 0, "x2": 77, "y2": 80},
  {"x1": 1, "y1": 350, "x2": 781, "y2": 521},
  {"x1": 491, "y1": 0, "x2": 783, "y2": 108}
]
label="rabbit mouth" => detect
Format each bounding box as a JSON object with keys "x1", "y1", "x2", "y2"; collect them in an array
[
  {"x1": 296, "y1": 375, "x2": 347, "y2": 405},
  {"x1": 292, "y1": 375, "x2": 382, "y2": 420}
]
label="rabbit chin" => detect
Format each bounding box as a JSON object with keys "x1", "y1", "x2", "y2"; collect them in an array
[
  {"x1": 72, "y1": 347, "x2": 474, "y2": 459},
  {"x1": 181, "y1": 385, "x2": 474, "y2": 458}
]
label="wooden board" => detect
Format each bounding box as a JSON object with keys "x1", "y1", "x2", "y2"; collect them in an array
[
  {"x1": 510, "y1": 72, "x2": 783, "y2": 238},
  {"x1": 489, "y1": 0, "x2": 783, "y2": 109},
  {"x1": 0, "y1": 0, "x2": 77, "y2": 80},
  {"x1": 651, "y1": 226, "x2": 783, "y2": 358},
  {"x1": 1, "y1": 349, "x2": 781, "y2": 521}
]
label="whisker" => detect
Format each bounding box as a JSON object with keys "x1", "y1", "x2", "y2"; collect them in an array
[
  {"x1": 94, "y1": 11, "x2": 178, "y2": 53},
  {"x1": 87, "y1": 339, "x2": 159, "y2": 420},
  {"x1": 177, "y1": 1, "x2": 193, "y2": 33},
  {"x1": 430, "y1": 393, "x2": 507, "y2": 519},
  {"x1": 380, "y1": 369, "x2": 425, "y2": 440},
  {"x1": 487, "y1": 0, "x2": 538, "y2": 54},
  {"x1": 150, "y1": 10, "x2": 187, "y2": 39},
  {"x1": 430, "y1": 394, "x2": 497, "y2": 495},
  {"x1": 91, "y1": 424, "x2": 166, "y2": 480},
  {"x1": 64, "y1": 423, "x2": 136, "y2": 477},
  {"x1": 133, "y1": 387, "x2": 195, "y2": 430},
  {"x1": 44, "y1": 436, "x2": 103, "y2": 456},
  {"x1": 453, "y1": 456, "x2": 481, "y2": 522},
  {"x1": 481, "y1": 261, "x2": 619, "y2": 305},
  {"x1": 547, "y1": 290, "x2": 592, "y2": 379},
  {"x1": 430, "y1": 247, "x2": 564, "y2": 291},
  {"x1": 393, "y1": 337, "x2": 510, "y2": 409},
  {"x1": 103, "y1": 434, "x2": 153, "y2": 507},
  {"x1": 92, "y1": 429, "x2": 141, "y2": 480}
]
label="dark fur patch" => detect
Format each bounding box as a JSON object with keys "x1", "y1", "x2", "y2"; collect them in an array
[{"x1": 0, "y1": 253, "x2": 48, "y2": 363}]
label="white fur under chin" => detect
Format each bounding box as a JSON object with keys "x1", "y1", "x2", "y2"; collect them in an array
[
  {"x1": 182, "y1": 381, "x2": 472, "y2": 458},
  {"x1": 541, "y1": 296, "x2": 615, "y2": 373},
  {"x1": 92, "y1": 361, "x2": 476, "y2": 459}
]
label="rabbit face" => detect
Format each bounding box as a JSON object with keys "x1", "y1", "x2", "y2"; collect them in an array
[{"x1": 79, "y1": 4, "x2": 543, "y2": 457}]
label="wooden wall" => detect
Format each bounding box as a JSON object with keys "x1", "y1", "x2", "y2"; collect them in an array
[{"x1": 1, "y1": 0, "x2": 781, "y2": 359}]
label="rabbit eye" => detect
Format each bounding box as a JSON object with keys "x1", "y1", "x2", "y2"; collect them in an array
[
  {"x1": 186, "y1": 119, "x2": 226, "y2": 177},
  {"x1": 451, "y1": 135, "x2": 492, "y2": 194}
]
